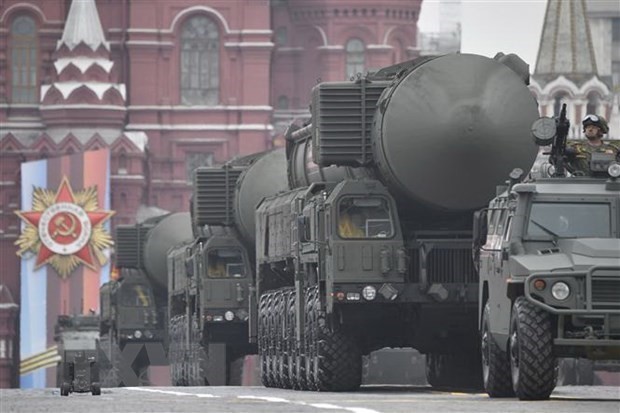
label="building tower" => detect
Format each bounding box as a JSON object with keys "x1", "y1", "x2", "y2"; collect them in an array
[{"x1": 530, "y1": 0, "x2": 615, "y2": 139}]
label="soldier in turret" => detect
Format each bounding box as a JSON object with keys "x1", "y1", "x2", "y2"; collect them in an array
[{"x1": 566, "y1": 114, "x2": 619, "y2": 175}]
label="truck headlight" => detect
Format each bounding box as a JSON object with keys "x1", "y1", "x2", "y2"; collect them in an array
[
  {"x1": 224, "y1": 311, "x2": 235, "y2": 321},
  {"x1": 134, "y1": 329, "x2": 142, "y2": 339},
  {"x1": 551, "y1": 282, "x2": 570, "y2": 301},
  {"x1": 608, "y1": 162, "x2": 620, "y2": 178},
  {"x1": 362, "y1": 286, "x2": 376, "y2": 301}
]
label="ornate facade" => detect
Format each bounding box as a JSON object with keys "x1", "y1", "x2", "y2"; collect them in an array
[{"x1": 0, "y1": 0, "x2": 421, "y2": 387}]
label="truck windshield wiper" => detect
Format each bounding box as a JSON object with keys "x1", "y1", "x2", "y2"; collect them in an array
[{"x1": 530, "y1": 219, "x2": 559, "y2": 245}]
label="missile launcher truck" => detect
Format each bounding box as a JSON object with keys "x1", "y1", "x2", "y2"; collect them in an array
[
  {"x1": 184, "y1": 149, "x2": 290, "y2": 384},
  {"x1": 475, "y1": 111, "x2": 620, "y2": 400},
  {"x1": 251, "y1": 53, "x2": 540, "y2": 391},
  {"x1": 99, "y1": 213, "x2": 192, "y2": 386}
]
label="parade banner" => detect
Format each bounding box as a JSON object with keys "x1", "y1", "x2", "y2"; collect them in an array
[{"x1": 15, "y1": 149, "x2": 114, "y2": 388}]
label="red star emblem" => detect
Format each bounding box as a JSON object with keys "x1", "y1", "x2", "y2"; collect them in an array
[{"x1": 15, "y1": 176, "x2": 115, "y2": 276}]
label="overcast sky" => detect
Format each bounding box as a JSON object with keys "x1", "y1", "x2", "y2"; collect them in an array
[{"x1": 418, "y1": 0, "x2": 548, "y2": 69}]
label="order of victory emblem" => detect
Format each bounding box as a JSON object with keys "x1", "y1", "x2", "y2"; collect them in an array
[{"x1": 15, "y1": 176, "x2": 115, "y2": 278}]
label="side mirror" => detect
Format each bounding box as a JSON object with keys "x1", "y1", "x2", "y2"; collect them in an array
[
  {"x1": 472, "y1": 209, "x2": 488, "y2": 249},
  {"x1": 297, "y1": 216, "x2": 309, "y2": 242},
  {"x1": 185, "y1": 258, "x2": 194, "y2": 277}
]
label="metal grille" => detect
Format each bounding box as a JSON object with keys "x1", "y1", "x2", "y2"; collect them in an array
[
  {"x1": 312, "y1": 80, "x2": 389, "y2": 167},
  {"x1": 193, "y1": 166, "x2": 243, "y2": 227},
  {"x1": 409, "y1": 247, "x2": 477, "y2": 284},
  {"x1": 115, "y1": 225, "x2": 149, "y2": 269},
  {"x1": 591, "y1": 276, "x2": 620, "y2": 310}
]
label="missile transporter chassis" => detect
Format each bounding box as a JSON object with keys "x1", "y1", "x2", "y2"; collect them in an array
[
  {"x1": 167, "y1": 225, "x2": 256, "y2": 386},
  {"x1": 99, "y1": 265, "x2": 165, "y2": 387},
  {"x1": 105, "y1": 214, "x2": 193, "y2": 387},
  {"x1": 475, "y1": 174, "x2": 620, "y2": 400},
  {"x1": 254, "y1": 180, "x2": 482, "y2": 391}
]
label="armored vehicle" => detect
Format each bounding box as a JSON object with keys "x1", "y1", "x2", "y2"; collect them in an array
[
  {"x1": 475, "y1": 113, "x2": 620, "y2": 399},
  {"x1": 54, "y1": 314, "x2": 101, "y2": 396},
  {"x1": 190, "y1": 53, "x2": 538, "y2": 391}
]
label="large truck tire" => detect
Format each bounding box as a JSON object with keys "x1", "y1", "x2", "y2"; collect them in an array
[
  {"x1": 309, "y1": 287, "x2": 361, "y2": 391},
  {"x1": 258, "y1": 294, "x2": 269, "y2": 386},
  {"x1": 509, "y1": 297, "x2": 555, "y2": 400},
  {"x1": 188, "y1": 317, "x2": 208, "y2": 386},
  {"x1": 481, "y1": 302, "x2": 514, "y2": 397},
  {"x1": 273, "y1": 291, "x2": 285, "y2": 388},
  {"x1": 278, "y1": 289, "x2": 294, "y2": 389}
]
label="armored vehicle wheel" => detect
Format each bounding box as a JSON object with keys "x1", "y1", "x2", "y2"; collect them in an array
[
  {"x1": 509, "y1": 297, "x2": 555, "y2": 400},
  {"x1": 91, "y1": 382, "x2": 101, "y2": 396},
  {"x1": 60, "y1": 382, "x2": 71, "y2": 396},
  {"x1": 481, "y1": 302, "x2": 514, "y2": 397}
]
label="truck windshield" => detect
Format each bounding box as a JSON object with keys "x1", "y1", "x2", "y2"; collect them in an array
[
  {"x1": 206, "y1": 249, "x2": 246, "y2": 278},
  {"x1": 338, "y1": 197, "x2": 394, "y2": 239},
  {"x1": 121, "y1": 285, "x2": 151, "y2": 307},
  {"x1": 526, "y1": 202, "x2": 611, "y2": 239}
]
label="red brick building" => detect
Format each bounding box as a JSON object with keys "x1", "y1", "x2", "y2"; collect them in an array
[{"x1": 0, "y1": 0, "x2": 421, "y2": 387}]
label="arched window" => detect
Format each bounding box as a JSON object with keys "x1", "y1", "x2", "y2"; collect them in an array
[
  {"x1": 11, "y1": 15, "x2": 38, "y2": 103},
  {"x1": 586, "y1": 91, "x2": 600, "y2": 116},
  {"x1": 553, "y1": 92, "x2": 569, "y2": 117},
  {"x1": 345, "y1": 38, "x2": 365, "y2": 78},
  {"x1": 180, "y1": 15, "x2": 219, "y2": 105}
]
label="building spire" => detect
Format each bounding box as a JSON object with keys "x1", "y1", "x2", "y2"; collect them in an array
[
  {"x1": 534, "y1": 0, "x2": 597, "y2": 75},
  {"x1": 57, "y1": 0, "x2": 109, "y2": 51}
]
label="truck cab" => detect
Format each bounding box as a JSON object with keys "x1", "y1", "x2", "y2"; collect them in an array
[
  {"x1": 100, "y1": 270, "x2": 162, "y2": 343},
  {"x1": 475, "y1": 164, "x2": 620, "y2": 400}
]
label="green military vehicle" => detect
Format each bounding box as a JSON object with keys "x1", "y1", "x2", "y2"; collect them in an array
[
  {"x1": 105, "y1": 213, "x2": 192, "y2": 386},
  {"x1": 475, "y1": 112, "x2": 620, "y2": 400},
  {"x1": 99, "y1": 269, "x2": 164, "y2": 386},
  {"x1": 242, "y1": 52, "x2": 540, "y2": 391},
  {"x1": 167, "y1": 225, "x2": 256, "y2": 385}
]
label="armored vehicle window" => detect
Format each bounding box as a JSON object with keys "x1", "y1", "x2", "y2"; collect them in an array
[
  {"x1": 526, "y1": 202, "x2": 611, "y2": 239},
  {"x1": 121, "y1": 285, "x2": 151, "y2": 307},
  {"x1": 206, "y1": 248, "x2": 246, "y2": 278},
  {"x1": 338, "y1": 197, "x2": 393, "y2": 239}
]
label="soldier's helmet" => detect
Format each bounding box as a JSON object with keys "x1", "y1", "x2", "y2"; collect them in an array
[{"x1": 582, "y1": 114, "x2": 609, "y2": 134}]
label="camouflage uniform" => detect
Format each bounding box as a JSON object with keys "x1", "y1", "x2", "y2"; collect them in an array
[{"x1": 566, "y1": 140, "x2": 620, "y2": 176}]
